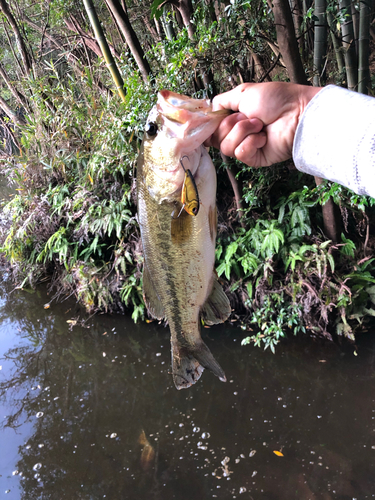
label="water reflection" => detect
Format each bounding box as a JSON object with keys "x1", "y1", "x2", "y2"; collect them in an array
[{"x1": 1, "y1": 269, "x2": 375, "y2": 499}]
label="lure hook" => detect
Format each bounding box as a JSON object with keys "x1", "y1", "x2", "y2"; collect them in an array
[{"x1": 180, "y1": 155, "x2": 189, "y2": 172}]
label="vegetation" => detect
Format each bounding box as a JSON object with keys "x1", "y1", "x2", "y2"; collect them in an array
[{"x1": 0, "y1": 0, "x2": 374, "y2": 349}]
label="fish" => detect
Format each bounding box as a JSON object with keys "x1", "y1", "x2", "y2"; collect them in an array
[
  {"x1": 138, "y1": 430, "x2": 155, "y2": 471},
  {"x1": 137, "y1": 90, "x2": 231, "y2": 390}
]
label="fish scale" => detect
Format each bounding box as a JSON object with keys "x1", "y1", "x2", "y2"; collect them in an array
[{"x1": 137, "y1": 91, "x2": 231, "y2": 389}]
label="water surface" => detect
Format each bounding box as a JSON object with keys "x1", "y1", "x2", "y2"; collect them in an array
[{"x1": 1, "y1": 268, "x2": 375, "y2": 500}]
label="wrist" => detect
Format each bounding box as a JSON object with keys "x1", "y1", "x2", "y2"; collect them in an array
[{"x1": 297, "y1": 85, "x2": 323, "y2": 121}]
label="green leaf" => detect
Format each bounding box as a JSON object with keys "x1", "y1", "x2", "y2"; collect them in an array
[
  {"x1": 150, "y1": 0, "x2": 166, "y2": 20},
  {"x1": 216, "y1": 261, "x2": 226, "y2": 277},
  {"x1": 225, "y1": 241, "x2": 238, "y2": 262},
  {"x1": 327, "y1": 253, "x2": 335, "y2": 273}
]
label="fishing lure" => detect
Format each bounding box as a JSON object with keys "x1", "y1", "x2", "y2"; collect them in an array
[
  {"x1": 172, "y1": 156, "x2": 200, "y2": 219},
  {"x1": 181, "y1": 166, "x2": 199, "y2": 216}
]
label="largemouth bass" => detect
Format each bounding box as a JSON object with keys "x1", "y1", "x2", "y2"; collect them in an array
[{"x1": 137, "y1": 90, "x2": 231, "y2": 390}]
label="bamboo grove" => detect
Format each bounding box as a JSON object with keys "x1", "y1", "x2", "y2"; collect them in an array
[{"x1": 0, "y1": 0, "x2": 374, "y2": 350}]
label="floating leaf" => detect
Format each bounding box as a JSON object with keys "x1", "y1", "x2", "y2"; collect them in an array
[{"x1": 273, "y1": 450, "x2": 284, "y2": 457}]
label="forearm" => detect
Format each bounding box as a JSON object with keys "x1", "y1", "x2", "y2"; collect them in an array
[{"x1": 293, "y1": 85, "x2": 375, "y2": 198}]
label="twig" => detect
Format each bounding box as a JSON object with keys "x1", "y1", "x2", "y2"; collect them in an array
[
  {"x1": 258, "y1": 52, "x2": 281, "y2": 83},
  {"x1": 39, "y1": 2, "x2": 50, "y2": 61},
  {"x1": 363, "y1": 213, "x2": 370, "y2": 254}
]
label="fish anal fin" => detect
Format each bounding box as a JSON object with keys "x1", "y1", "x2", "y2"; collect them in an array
[
  {"x1": 143, "y1": 263, "x2": 165, "y2": 320},
  {"x1": 201, "y1": 276, "x2": 231, "y2": 326},
  {"x1": 172, "y1": 340, "x2": 226, "y2": 390}
]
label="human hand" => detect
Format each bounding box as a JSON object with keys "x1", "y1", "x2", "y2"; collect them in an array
[{"x1": 206, "y1": 82, "x2": 322, "y2": 167}]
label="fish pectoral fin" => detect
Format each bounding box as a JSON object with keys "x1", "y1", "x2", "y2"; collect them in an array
[
  {"x1": 142, "y1": 263, "x2": 165, "y2": 320},
  {"x1": 201, "y1": 276, "x2": 231, "y2": 325},
  {"x1": 172, "y1": 340, "x2": 226, "y2": 390}
]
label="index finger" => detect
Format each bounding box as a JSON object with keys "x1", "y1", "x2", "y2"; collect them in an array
[{"x1": 212, "y1": 83, "x2": 255, "y2": 112}]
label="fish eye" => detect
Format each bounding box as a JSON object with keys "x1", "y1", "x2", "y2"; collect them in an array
[
  {"x1": 192, "y1": 206, "x2": 198, "y2": 215},
  {"x1": 145, "y1": 122, "x2": 158, "y2": 136}
]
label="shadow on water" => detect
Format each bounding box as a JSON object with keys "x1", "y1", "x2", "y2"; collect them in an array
[{"x1": 1, "y1": 268, "x2": 375, "y2": 500}]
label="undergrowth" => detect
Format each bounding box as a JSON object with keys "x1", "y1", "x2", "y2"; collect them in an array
[
  {"x1": 1, "y1": 27, "x2": 375, "y2": 350},
  {"x1": 0, "y1": 62, "x2": 152, "y2": 321},
  {"x1": 215, "y1": 159, "x2": 375, "y2": 351}
]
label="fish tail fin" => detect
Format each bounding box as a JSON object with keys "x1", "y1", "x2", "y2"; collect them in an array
[{"x1": 172, "y1": 339, "x2": 226, "y2": 390}]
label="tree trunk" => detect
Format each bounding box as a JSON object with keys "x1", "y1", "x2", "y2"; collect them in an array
[
  {"x1": 205, "y1": 0, "x2": 217, "y2": 23},
  {"x1": 313, "y1": 0, "x2": 327, "y2": 86},
  {"x1": 105, "y1": 0, "x2": 152, "y2": 83},
  {"x1": 0, "y1": 0, "x2": 33, "y2": 75},
  {"x1": 314, "y1": 177, "x2": 341, "y2": 243},
  {"x1": 312, "y1": 0, "x2": 340, "y2": 243},
  {"x1": 221, "y1": 154, "x2": 245, "y2": 226},
  {"x1": 83, "y1": 0, "x2": 127, "y2": 102},
  {"x1": 290, "y1": 0, "x2": 303, "y2": 53},
  {"x1": 170, "y1": 0, "x2": 216, "y2": 94},
  {"x1": 273, "y1": 0, "x2": 340, "y2": 242},
  {"x1": 272, "y1": 0, "x2": 307, "y2": 84},
  {"x1": 176, "y1": 0, "x2": 195, "y2": 40},
  {"x1": 142, "y1": 13, "x2": 160, "y2": 43},
  {"x1": 358, "y1": 0, "x2": 371, "y2": 94},
  {"x1": 339, "y1": 0, "x2": 358, "y2": 90}
]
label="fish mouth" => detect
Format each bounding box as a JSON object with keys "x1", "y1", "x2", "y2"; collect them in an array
[
  {"x1": 158, "y1": 90, "x2": 230, "y2": 124},
  {"x1": 159, "y1": 90, "x2": 212, "y2": 115}
]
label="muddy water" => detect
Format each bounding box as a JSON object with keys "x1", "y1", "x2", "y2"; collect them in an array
[{"x1": 1, "y1": 270, "x2": 375, "y2": 500}]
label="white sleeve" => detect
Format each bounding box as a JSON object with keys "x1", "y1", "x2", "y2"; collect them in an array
[{"x1": 292, "y1": 85, "x2": 375, "y2": 198}]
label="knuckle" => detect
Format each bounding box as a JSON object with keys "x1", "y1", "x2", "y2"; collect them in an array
[
  {"x1": 235, "y1": 119, "x2": 252, "y2": 135},
  {"x1": 220, "y1": 141, "x2": 234, "y2": 158}
]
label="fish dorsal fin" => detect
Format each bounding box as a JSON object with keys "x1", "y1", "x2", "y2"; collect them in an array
[
  {"x1": 201, "y1": 276, "x2": 231, "y2": 325},
  {"x1": 142, "y1": 263, "x2": 165, "y2": 320}
]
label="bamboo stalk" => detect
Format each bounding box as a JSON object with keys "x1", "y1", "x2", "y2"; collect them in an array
[
  {"x1": 83, "y1": 0, "x2": 126, "y2": 102},
  {"x1": 339, "y1": 0, "x2": 358, "y2": 90},
  {"x1": 358, "y1": 0, "x2": 371, "y2": 94},
  {"x1": 162, "y1": 5, "x2": 176, "y2": 40},
  {"x1": 313, "y1": 0, "x2": 327, "y2": 86},
  {"x1": 327, "y1": 10, "x2": 345, "y2": 75}
]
